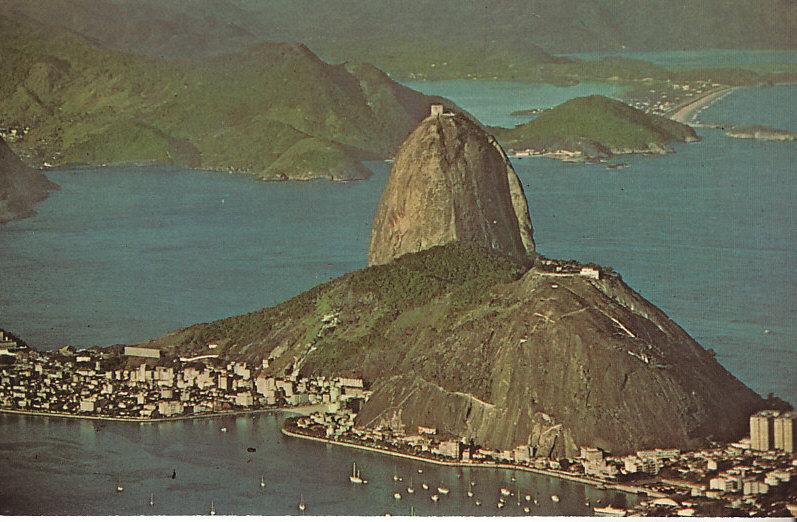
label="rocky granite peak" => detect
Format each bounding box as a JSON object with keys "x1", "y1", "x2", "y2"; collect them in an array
[{"x1": 368, "y1": 110, "x2": 535, "y2": 266}]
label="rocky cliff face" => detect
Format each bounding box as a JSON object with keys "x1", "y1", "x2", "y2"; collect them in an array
[
  {"x1": 0, "y1": 138, "x2": 58, "y2": 224},
  {"x1": 368, "y1": 112, "x2": 534, "y2": 266}
]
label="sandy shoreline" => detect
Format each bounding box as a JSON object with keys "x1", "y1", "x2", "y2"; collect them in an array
[
  {"x1": 668, "y1": 87, "x2": 738, "y2": 124},
  {"x1": 281, "y1": 426, "x2": 661, "y2": 499}
]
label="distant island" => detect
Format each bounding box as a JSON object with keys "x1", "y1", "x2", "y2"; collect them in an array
[
  {"x1": 726, "y1": 125, "x2": 797, "y2": 141},
  {"x1": 494, "y1": 95, "x2": 698, "y2": 162}
]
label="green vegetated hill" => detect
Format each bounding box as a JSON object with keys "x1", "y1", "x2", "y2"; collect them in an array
[
  {"x1": 494, "y1": 96, "x2": 698, "y2": 159},
  {"x1": 0, "y1": 15, "x2": 448, "y2": 180},
  {"x1": 147, "y1": 242, "x2": 766, "y2": 456},
  {"x1": 0, "y1": 137, "x2": 58, "y2": 224}
]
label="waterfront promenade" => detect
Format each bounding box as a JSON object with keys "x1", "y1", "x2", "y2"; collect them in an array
[
  {"x1": 0, "y1": 403, "x2": 332, "y2": 423},
  {"x1": 280, "y1": 425, "x2": 659, "y2": 498}
]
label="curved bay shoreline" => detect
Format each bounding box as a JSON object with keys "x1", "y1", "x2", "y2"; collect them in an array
[{"x1": 280, "y1": 426, "x2": 661, "y2": 499}]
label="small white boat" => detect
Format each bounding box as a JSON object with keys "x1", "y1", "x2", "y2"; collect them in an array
[
  {"x1": 149, "y1": 493, "x2": 154, "y2": 506},
  {"x1": 593, "y1": 505, "x2": 627, "y2": 517},
  {"x1": 260, "y1": 475, "x2": 266, "y2": 488},
  {"x1": 298, "y1": 494, "x2": 306, "y2": 512},
  {"x1": 551, "y1": 495, "x2": 560, "y2": 503},
  {"x1": 500, "y1": 487, "x2": 511, "y2": 497},
  {"x1": 220, "y1": 427, "x2": 227, "y2": 433},
  {"x1": 524, "y1": 507, "x2": 531, "y2": 513},
  {"x1": 525, "y1": 494, "x2": 531, "y2": 502},
  {"x1": 511, "y1": 476, "x2": 516, "y2": 482},
  {"x1": 417, "y1": 469, "x2": 423, "y2": 474},
  {"x1": 437, "y1": 486, "x2": 449, "y2": 495},
  {"x1": 116, "y1": 485, "x2": 124, "y2": 493},
  {"x1": 467, "y1": 490, "x2": 474, "y2": 498},
  {"x1": 475, "y1": 500, "x2": 482, "y2": 506},
  {"x1": 393, "y1": 474, "x2": 399, "y2": 482},
  {"x1": 209, "y1": 501, "x2": 216, "y2": 516},
  {"x1": 533, "y1": 499, "x2": 539, "y2": 505},
  {"x1": 421, "y1": 483, "x2": 429, "y2": 490},
  {"x1": 407, "y1": 478, "x2": 415, "y2": 494},
  {"x1": 470, "y1": 481, "x2": 476, "y2": 487},
  {"x1": 497, "y1": 501, "x2": 505, "y2": 509},
  {"x1": 431, "y1": 494, "x2": 439, "y2": 502},
  {"x1": 350, "y1": 462, "x2": 364, "y2": 484},
  {"x1": 393, "y1": 492, "x2": 402, "y2": 500}
]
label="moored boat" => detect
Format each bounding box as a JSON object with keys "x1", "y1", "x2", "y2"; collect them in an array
[
  {"x1": 349, "y1": 462, "x2": 364, "y2": 484},
  {"x1": 593, "y1": 505, "x2": 627, "y2": 517}
]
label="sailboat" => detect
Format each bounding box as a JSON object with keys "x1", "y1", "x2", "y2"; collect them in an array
[
  {"x1": 466, "y1": 483, "x2": 474, "y2": 498},
  {"x1": 406, "y1": 478, "x2": 415, "y2": 494},
  {"x1": 259, "y1": 475, "x2": 266, "y2": 488},
  {"x1": 392, "y1": 465, "x2": 399, "y2": 482},
  {"x1": 209, "y1": 501, "x2": 216, "y2": 516},
  {"x1": 475, "y1": 499, "x2": 482, "y2": 506},
  {"x1": 298, "y1": 493, "x2": 306, "y2": 512},
  {"x1": 393, "y1": 492, "x2": 402, "y2": 500},
  {"x1": 431, "y1": 494, "x2": 439, "y2": 502},
  {"x1": 349, "y1": 462, "x2": 364, "y2": 484},
  {"x1": 149, "y1": 493, "x2": 154, "y2": 507},
  {"x1": 116, "y1": 485, "x2": 124, "y2": 493}
]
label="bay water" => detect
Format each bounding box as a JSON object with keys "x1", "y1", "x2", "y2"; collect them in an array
[{"x1": 0, "y1": 79, "x2": 793, "y2": 515}]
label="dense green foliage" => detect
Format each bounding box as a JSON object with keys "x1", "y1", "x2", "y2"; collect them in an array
[
  {"x1": 0, "y1": 15, "x2": 442, "y2": 179},
  {"x1": 155, "y1": 242, "x2": 527, "y2": 371},
  {"x1": 494, "y1": 95, "x2": 697, "y2": 154}
]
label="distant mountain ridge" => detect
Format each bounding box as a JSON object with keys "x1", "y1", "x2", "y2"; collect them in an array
[
  {"x1": 0, "y1": 14, "x2": 450, "y2": 180},
  {"x1": 2, "y1": 0, "x2": 792, "y2": 63}
]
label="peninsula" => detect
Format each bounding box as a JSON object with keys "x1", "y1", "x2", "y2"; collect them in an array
[
  {"x1": 0, "y1": 136, "x2": 57, "y2": 224},
  {"x1": 1, "y1": 106, "x2": 794, "y2": 518},
  {"x1": 0, "y1": 14, "x2": 448, "y2": 181}
]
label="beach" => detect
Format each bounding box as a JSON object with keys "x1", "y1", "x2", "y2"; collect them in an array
[{"x1": 668, "y1": 87, "x2": 738, "y2": 124}]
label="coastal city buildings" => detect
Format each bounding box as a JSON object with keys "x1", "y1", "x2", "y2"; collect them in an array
[
  {"x1": 0, "y1": 346, "x2": 367, "y2": 420},
  {"x1": 1, "y1": 342, "x2": 794, "y2": 516}
]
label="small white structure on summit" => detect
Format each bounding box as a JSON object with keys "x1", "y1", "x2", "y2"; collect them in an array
[{"x1": 430, "y1": 104, "x2": 444, "y2": 116}]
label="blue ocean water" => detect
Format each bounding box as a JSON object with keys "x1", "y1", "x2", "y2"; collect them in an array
[
  {"x1": 1, "y1": 84, "x2": 792, "y2": 403},
  {"x1": 0, "y1": 412, "x2": 629, "y2": 515},
  {"x1": 0, "y1": 80, "x2": 794, "y2": 515}
]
